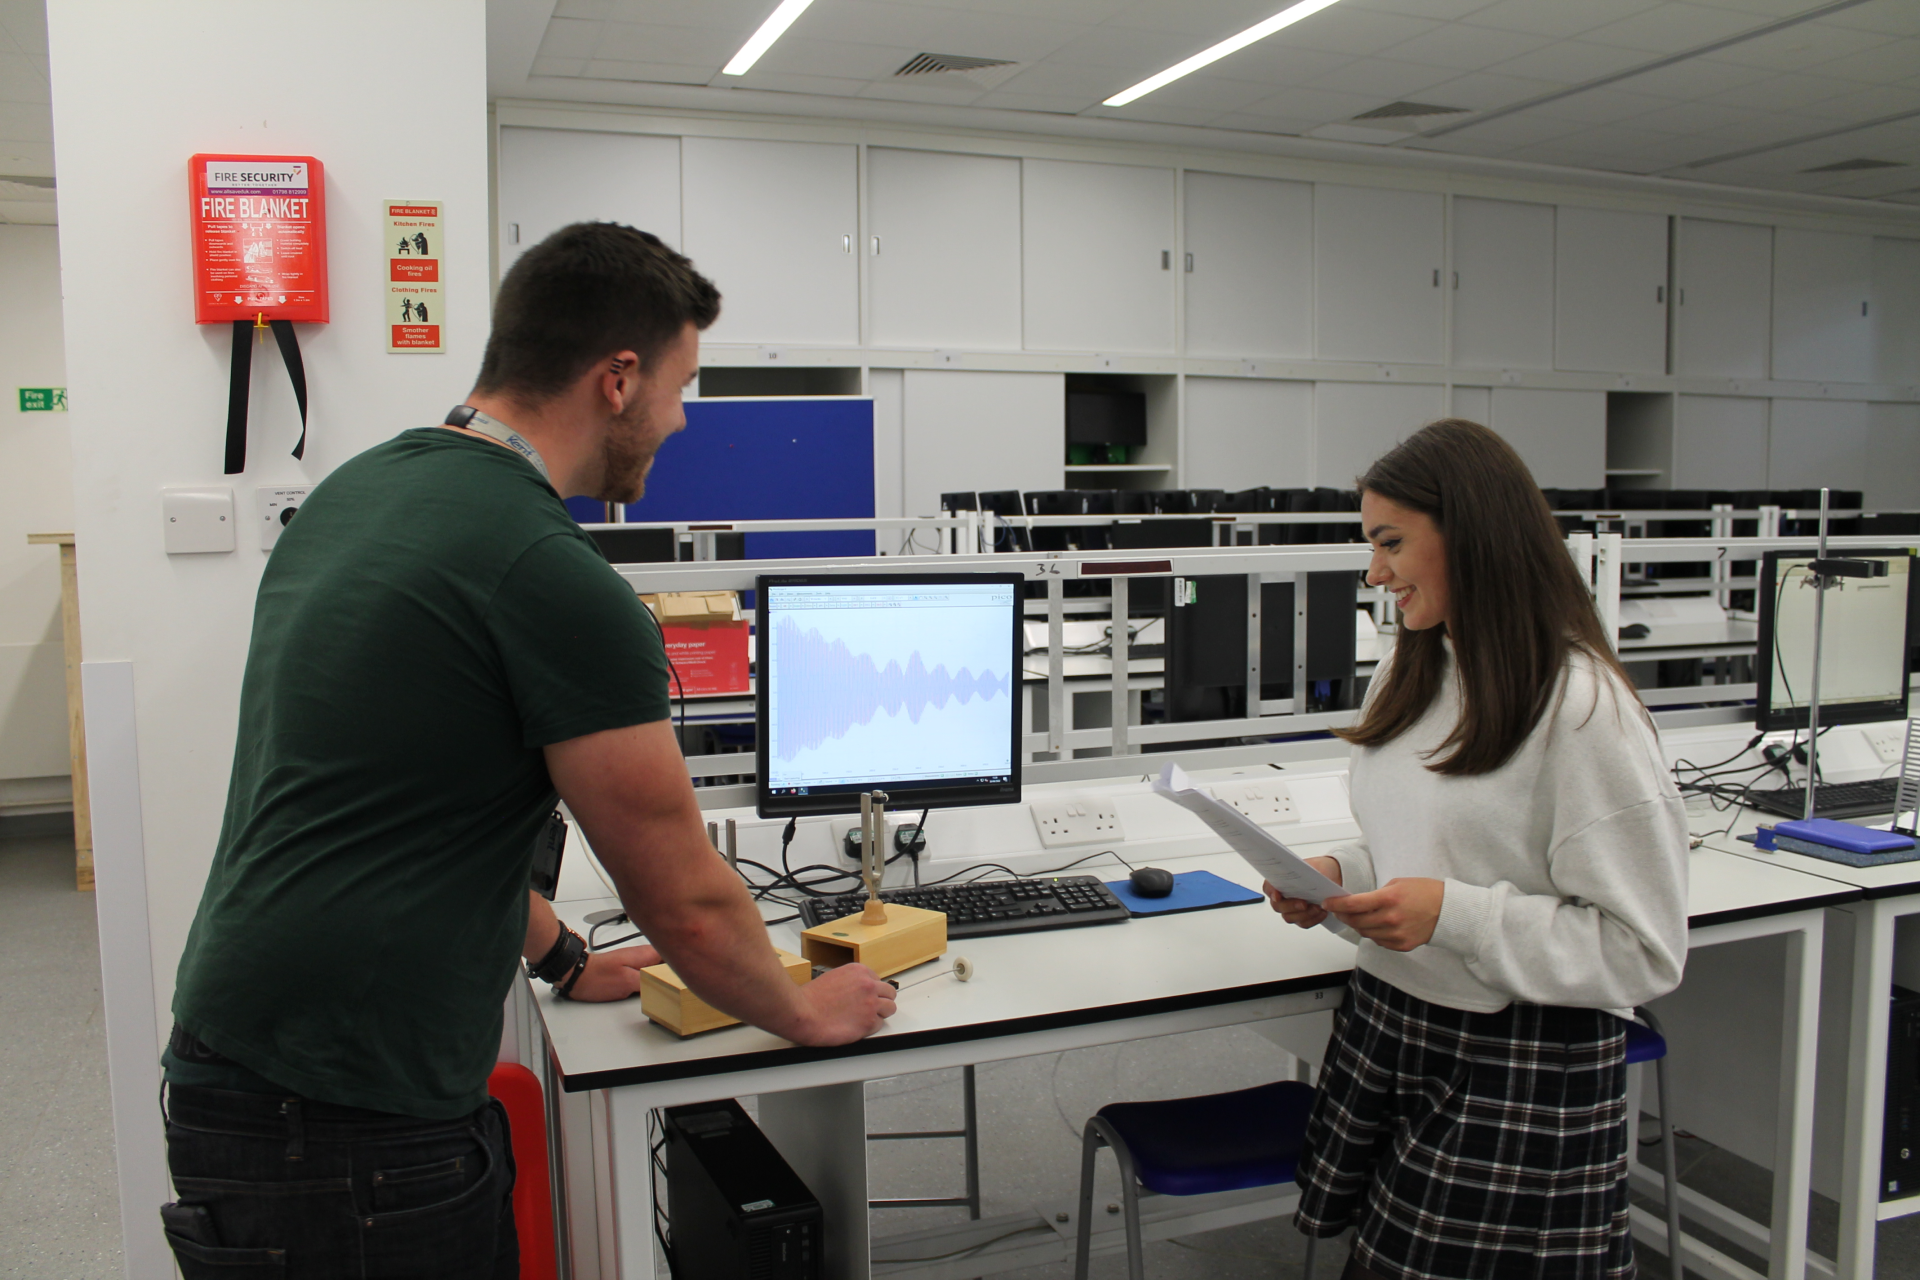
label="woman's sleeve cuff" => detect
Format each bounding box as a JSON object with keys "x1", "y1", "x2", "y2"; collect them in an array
[{"x1": 1428, "y1": 878, "x2": 1493, "y2": 958}]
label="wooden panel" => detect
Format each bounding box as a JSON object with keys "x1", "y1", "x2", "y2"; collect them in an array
[
  {"x1": 1451, "y1": 197, "x2": 1554, "y2": 371},
  {"x1": 868, "y1": 148, "x2": 1022, "y2": 351},
  {"x1": 1183, "y1": 172, "x2": 1313, "y2": 359},
  {"x1": 1314, "y1": 184, "x2": 1444, "y2": 364}
]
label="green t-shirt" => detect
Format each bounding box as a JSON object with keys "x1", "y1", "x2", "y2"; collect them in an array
[{"x1": 170, "y1": 428, "x2": 669, "y2": 1119}]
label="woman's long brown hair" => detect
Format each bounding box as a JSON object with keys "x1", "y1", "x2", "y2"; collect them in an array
[{"x1": 1335, "y1": 419, "x2": 1638, "y2": 775}]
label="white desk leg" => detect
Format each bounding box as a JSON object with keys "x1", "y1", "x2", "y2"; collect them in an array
[
  {"x1": 760, "y1": 1082, "x2": 871, "y2": 1280},
  {"x1": 606, "y1": 1085, "x2": 664, "y2": 1280},
  {"x1": 1837, "y1": 900, "x2": 1894, "y2": 1280},
  {"x1": 1770, "y1": 921, "x2": 1821, "y2": 1280}
]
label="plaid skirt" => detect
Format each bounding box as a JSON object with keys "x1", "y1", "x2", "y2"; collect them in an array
[{"x1": 1295, "y1": 968, "x2": 1632, "y2": 1280}]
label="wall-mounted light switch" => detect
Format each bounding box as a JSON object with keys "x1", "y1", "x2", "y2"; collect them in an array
[{"x1": 161, "y1": 487, "x2": 235, "y2": 554}]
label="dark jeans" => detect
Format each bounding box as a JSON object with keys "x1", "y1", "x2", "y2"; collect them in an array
[{"x1": 160, "y1": 1083, "x2": 518, "y2": 1279}]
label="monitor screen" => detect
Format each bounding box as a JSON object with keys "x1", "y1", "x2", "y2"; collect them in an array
[
  {"x1": 1755, "y1": 548, "x2": 1915, "y2": 732},
  {"x1": 755, "y1": 573, "x2": 1024, "y2": 818}
]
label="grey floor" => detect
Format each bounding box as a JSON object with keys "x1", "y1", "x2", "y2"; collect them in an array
[
  {"x1": 0, "y1": 819, "x2": 123, "y2": 1279},
  {"x1": 5, "y1": 818, "x2": 1919, "y2": 1280}
]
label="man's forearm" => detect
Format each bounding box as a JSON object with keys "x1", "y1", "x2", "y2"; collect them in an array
[{"x1": 524, "y1": 890, "x2": 561, "y2": 961}]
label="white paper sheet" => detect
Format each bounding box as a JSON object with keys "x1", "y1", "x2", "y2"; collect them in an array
[{"x1": 1152, "y1": 763, "x2": 1348, "y2": 914}]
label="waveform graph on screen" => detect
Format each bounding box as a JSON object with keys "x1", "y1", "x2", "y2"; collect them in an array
[{"x1": 768, "y1": 598, "x2": 1015, "y2": 788}]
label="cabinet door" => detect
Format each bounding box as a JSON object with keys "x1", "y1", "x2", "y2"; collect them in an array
[
  {"x1": 1022, "y1": 159, "x2": 1174, "y2": 354},
  {"x1": 1184, "y1": 378, "x2": 1313, "y2": 488},
  {"x1": 1873, "y1": 236, "x2": 1920, "y2": 385},
  {"x1": 1673, "y1": 396, "x2": 1768, "y2": 490},
  {"x1": 1866, "y1": 404, "x2": 1920, "y2": 508},
  {"x1": 1183, "y1": 172, "x2": 1312, "y2": 359},
  {"x1": 1676, "y1": 219, "x2": 1771, "y2": 379},
  {"x1": 868, "y1": 148, "x2": 1022, "y2": 351},
  {"x1": 496, "y1": 128, "x2": 680, "y2": 272},
  {"x1": 901, "y1": 371, "x2": 1063, "y2": 516},
  {"x1": 1314, "y1": 382, "x2": 1445, "y2": 488},
  {"x1": 1769, "y1": 398, "x2": 1869, "y2": 492},
  {"x1": 1314, "y1": 185, "x2": 1444, "y2": 364},
  {"x1": 1556, "y1": 206, "x2": 1668, "y2": 375},
  {"x1": 1488, "y1": 388, "x2": 1605, "y2": 488},
  {"x1": 1451, "y1": 197, "x2": 1554, "y2": 370},
  {"x1": 1772, "y1": 228, "x2": 1872, "y2": 384},
  {"x1": 681, "y1": 137, "x2": 858, "y2": 346}
]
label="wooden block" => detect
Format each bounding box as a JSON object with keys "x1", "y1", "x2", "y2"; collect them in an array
[
  {"x1": 640, "y1": 948, "x2": 812, "y2": 1038},
  {"x1": 800, "y1": 902, "x2": 947, "y2": 979}
]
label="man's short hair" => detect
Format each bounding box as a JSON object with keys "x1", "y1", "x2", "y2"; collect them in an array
[{"x1": 475, "y1": 222, "x2": 720, "y2": 404}]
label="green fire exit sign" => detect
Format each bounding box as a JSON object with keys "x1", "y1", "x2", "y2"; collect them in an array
[{"x1": 18, "y1": 387, "x2": 66, "y2": 412}]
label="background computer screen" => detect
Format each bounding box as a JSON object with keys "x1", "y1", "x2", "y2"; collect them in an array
[
  {"x1": 1755, "y1": 548, "x2": 1915, "y2": 732},
  {"x1": 756, "y1": 573, "x2": 1024, "y2": 818}
]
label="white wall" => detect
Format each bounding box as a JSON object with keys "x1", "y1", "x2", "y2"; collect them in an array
[
  {"x1": 0, "y1": 225, "x2": 72, "y2": 796},
  {"x1": 46, "y1": 3, "x2": 490, "y2": 1273}
]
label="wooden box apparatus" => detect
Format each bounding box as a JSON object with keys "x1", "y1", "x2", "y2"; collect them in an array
[
  {"x1": 800, "y1": 903, "x2": 948, "y2": 980},
  {"x1": 640, "y1": 947, "x2": 812, "y2": 1037}
]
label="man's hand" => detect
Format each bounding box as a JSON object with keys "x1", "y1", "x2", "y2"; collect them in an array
[
  {"x1": 1324, "y1": 877, "x2": 1445, "y2": 952},
  {"x1": 562, "y1": 944, "x2": 662, "y2": 1003},
  {"x1": 785, "y1": 964, "x2": 898, "y2": 1046},
  {"x1": 1265, "y1": 856, "x2": 1343, "y2": 929}
]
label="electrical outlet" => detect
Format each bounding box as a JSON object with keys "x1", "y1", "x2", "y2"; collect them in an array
[
  {"x1": 1208, "y1": 779, "x2": 1297, "y2": 825},
  {"x1": 1865, "y1": 721, "x2": 1913, "y2": 765},
  {"x1": 830, "y1": 815, "x2": 907, "y2": 861},
  {"x1": 1030, "y1": 796, "x2": 1124, "y2": 848}
]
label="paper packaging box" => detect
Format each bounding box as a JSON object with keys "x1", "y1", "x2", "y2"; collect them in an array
[
  {"x1": 640, "y1": 591, "x2": 750, "y2": 695},
  {"x1": 640, "y1": 947, "x2": 811, "y2": 1037}
]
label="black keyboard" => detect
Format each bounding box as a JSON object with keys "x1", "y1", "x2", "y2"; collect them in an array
[
  {"x1": 796, "y1": 875, "x2": 1131, "y2": 939},
  {"x1": 1746, "y1": 777, "x2": 1904, "y2": 820}
]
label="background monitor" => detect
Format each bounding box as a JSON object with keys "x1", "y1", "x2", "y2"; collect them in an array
[
  {"x1": 756, "y1": 573, "x2": 1025, "y2": 818},
  {"x1": 1755, "y1": 547, "x2": 1916, "y2": 732}
]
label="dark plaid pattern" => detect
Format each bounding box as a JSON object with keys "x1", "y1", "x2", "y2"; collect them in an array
[{"x1": 1296, "y1": 969, "x2": 1632, "y2": 1280}]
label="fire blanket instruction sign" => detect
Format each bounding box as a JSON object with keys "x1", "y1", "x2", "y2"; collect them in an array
[
  {"x1": 189, "y1": 155, "x2": 329, "y2": 324},
  {"x1": 385, "y1": 200, "x2": 443, "y2": 353}
]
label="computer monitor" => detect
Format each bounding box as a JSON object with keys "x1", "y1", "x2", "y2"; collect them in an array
[
  {"x1": 756, "y1": 573, "x2": 1025, "y2": 818},
  {"x1": 1755, "y1": 548, "x2": 1916, "y2": 733}
]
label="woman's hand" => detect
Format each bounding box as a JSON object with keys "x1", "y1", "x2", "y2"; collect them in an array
[
  {"x1": 1323, "y1": 877, "x2": 1445, "y2": 952},
  {"x1": 564, "y1": 944, "x2": 662, "y2": 1001},
  {"x1": 1264, "y1": 856, "x2": 1343, "y2": 929}
]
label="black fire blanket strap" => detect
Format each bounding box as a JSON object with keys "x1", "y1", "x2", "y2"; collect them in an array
[{"x1": 223, "y1": 318, "x2": 312, "y2": 474}]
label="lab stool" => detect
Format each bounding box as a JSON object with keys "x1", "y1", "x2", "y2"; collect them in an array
[
  {"x1": 1073, "y1": 1080, "x2": 1318, "y2": 1280},
  {"x1": 1624, "y1": 1008, "x2": 1684, "y2": 1280}
]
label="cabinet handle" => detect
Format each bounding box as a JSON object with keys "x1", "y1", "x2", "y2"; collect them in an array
[
  {"x1": 871, "y1": 235, "x2": 880, "y2": 255},
  {"x1": 1161, "y1": 250, "x2": 1171, "y2": 270},
  {"x1": 1679, "y1": 288, "x2": 1686, "y2": 305},
  {"x1": 1657, "y1": 285, "x2": 1665, "y2": 304},
  {"x1": 843, "y1": 235, "x2": 851, "y2": 253},
  {"x1": 1864, "y1": 300, "x2": 1870, "y2": 317},
  {"x1": 1185, "y1": 252, "x2": 1194, "y2": 273},
  {"x1": 1451, "y1": 271, "x2": 1458, "y2": 290},
  {"x1": 508, "y1": 222, "x2": 520, "y2": 245},
  {"x1": 1432, "y1": 268, "x2": 1440, "y2": 287}
]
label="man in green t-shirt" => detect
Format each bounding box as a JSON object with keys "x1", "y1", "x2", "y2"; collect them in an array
[{"x1": 158, "y1": 223, "x2": 895, "y2": 1279}]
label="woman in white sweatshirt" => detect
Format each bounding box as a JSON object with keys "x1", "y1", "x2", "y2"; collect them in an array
[{"x1": 1269, "y1": 419, "x2": 1690, "y2": 1280}]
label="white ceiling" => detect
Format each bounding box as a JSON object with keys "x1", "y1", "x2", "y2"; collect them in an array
[
  {"x1": 512, "y1": 0, "x2": 1920, "y2": 206},
  {"x1": 0, "y1": 0, "x2": 54, "y2": 224}
]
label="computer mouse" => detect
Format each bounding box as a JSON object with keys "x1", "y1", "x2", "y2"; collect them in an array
[
  {"x1": 1129, "y1": 867, "x2": 1176, "y2": 898},
  {"x1": 1619, "y1": 623, "x2": 1651, "y2": 640}
]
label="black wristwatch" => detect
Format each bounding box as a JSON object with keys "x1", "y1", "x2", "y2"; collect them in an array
[{"x1": 528, "y1": 925, "x2": 588, "y2": 997}]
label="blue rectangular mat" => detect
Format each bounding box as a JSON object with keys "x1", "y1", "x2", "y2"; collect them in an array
[{"x1": 1104, "y1": 868, "x2": 1265, "y2": 917}]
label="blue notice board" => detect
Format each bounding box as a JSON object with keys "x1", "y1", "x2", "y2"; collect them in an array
[{"x1": 614, "y1": 397, "x2": 875, "y2": 559}]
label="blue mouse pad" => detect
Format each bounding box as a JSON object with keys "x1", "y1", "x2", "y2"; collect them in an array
[
  {"x1": 1739, "y1": 832, "x2": 1920, "y2": 868},
  {"x1": 1104, "y1": 869, "x2": 1264, "y2": 917}
]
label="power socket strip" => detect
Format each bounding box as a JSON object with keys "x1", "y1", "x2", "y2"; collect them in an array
[
  {"x1": 1030, "y1": 797, "x2": 1125, "y2": 848},
  {"x1": 1864, "y1": 721, "x2": 1913, "y2": 765},
  {"x1": 1207, "y1": 779, "x2": 1297, "y2": 826},
  {"x1": 829, "y1": 815, "x2": 910, "y2": 861}
]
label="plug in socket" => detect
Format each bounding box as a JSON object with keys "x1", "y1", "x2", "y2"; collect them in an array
[
  {"x1": 1030, "y1": 797, "x2": 1124, "y2": 848},
  {"x1": 1207, "y1": 779, "x2": 1297, "y2": 826}
]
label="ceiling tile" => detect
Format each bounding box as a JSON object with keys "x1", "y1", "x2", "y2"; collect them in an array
[
  {"x1": 794, "y1": 1, "x2": 1087, "y2": 61},
  {"x1": 1808, "y1": 84, "x2": 1920, "y2": 121},
  {"x1": 576, "y1": 59, "x2": 716, "y2": 85},
  {"x1": 1344, "y1": 0, "x2": 1503, "y2": 19},
  {"x1": 1679, "y1": 0, "x2": 1830, "y2": 14},
  {"x1": 537, "y1": 17, "x2": 606, "y2": 59},
  {"x1": 1106, "y1": 0, "x2": 1302, "y2": 40},
  {"x1": 1118, "y1": 71, "x2": 1293, "y2": 113},
  {"x1": 1043, "y1": 23, "x2": 1189, "y2": 71},
  {"x1": 1704, "y1": 70, "x2": 1857, "y2": 112},
  {"x1": 1483, "y1": 38, "x2": 1656, "y2": 84},
  {"x1": 1417, "y1": 69, "x2": 1568, "y2": 111},
  {"x1": 1805, "y1": 38, "x2": 1920, "y2": 85},
  {"x1": 933, "y1": 0, "x2": 1132, "y2": 19},
  {"x1": 753, "y1": 35, "x2": 924, "y2": 80},
  {"x1": 715, "y1": 70, "x2": 876, "y2": 96},
  {"x1": 593, "y1": 21, "x2": 740, "y2": 64},
  {"x1": 0, "y1": 51, "x2": 49, "y2": 104},
  {"x1": 1522, "y1": 84, "x2": 1674, "y2": 124},
  {"x1": 1207, "y1": 110, "x2": 1321, "y2": 133},
  {"x1": 856, "y1": 79, "x2": 993, "y2": 106},
  {"x1": 1580, "y1": 3, "x2": 1769, "y2": 54},
  {"x1": 0, "y1": 100, "x2": 50, "y2": 141},
  {"x1": 1087, "y1": 101, "x2": 1229, "y2": 127},
  {"x1": 1270, "y1": 6, "x2": 1446, "y2": 57},
  {"x1": 1703, "y1": 20, "x2": 1885, "y2": 72},
  {"x1": 529, "y1": 56, "x2": 593, "y2": 78},
  {"x1": 0, "y1": 199, "x2": 56, "y2": 225},
  {"x1": 1374, "y1": 21, "x2": 1551, "y2": 70},
  {"x1": 971, "y1": 89, "x2": 1102, "y2": 113},
  {"x1": 1412, "y1": 109, "x2": 1586, "y2": 146},
  {"x1": 604, "y1": 0, "x2": 765, "y2": 26},
  {"x1": 1819, "y1": 0, "x2": 1920, "y2": 38},
  {"x1": 1200, "y1": 40, "x2": 1357, "y2": 84},
  {"x1": 1460, "y1": 0, "x2": 1661, "y2": 41},
  {"x1": 1623, "y1": 98, "x2": 1769, "y2": 136},
  {"x1": 1613, "y1": 52, "x2": 1775, "y2": 99},
  {"x1": 1299, "y1": 56, "x2": 1460, "y2": 99},
  {"x1": 995, "y1": 60, "x2": 1129, "y2": 97},
  {"x1": 552, "y1": 0, "x2": 619, "y2": 18},
  {"x1": 1237, "y1": 84, "x2": 1394, "y2": 124}
]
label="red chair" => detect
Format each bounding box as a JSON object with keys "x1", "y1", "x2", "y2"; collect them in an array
[{"x1": 488, "y1": 1062, "x2": 558, "y2": 1280}]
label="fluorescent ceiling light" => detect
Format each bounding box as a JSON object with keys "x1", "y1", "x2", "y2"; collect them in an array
[
  {"x1": 723, "y1": 0, "x2": 817, "y2": 77},
  {"x1": 1103, "y1": 0, "x2": 1345, "y2": 107}
]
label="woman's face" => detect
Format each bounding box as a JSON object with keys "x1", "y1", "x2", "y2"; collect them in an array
[{"x1": 1361, "y1": 491, "x2": 1452, "y2": 632}]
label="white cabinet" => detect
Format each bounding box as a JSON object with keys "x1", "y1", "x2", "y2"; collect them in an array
[
  {"x1": 1451, "y1": 197, "x2": 1554, "y2": 371},
  {"x1": 681, "y1": 137, "x2": 859, "y2": 347},
  {"x1": 1866, "y1": 404, "x2": 1920, "y2": 508},
  {"x1": 1488, "y1": 388, "x2": 1605, "y2": 487},
  {"x1": 901, "y1": 370, "x2": 1062, "y2": 516},
  {"x1": 1022, "y1": 159, "x2": 1175, "y2": 354},
  {"x1": 1672, "y1": 395, "x2": 1769, "y2": 490},
  {"x1": 1314, "y1": 184, "x2": 1444, "y2": 364},
  {"x1": 1873, "y1": 236, "x2": 1920, "y2": 385},
  {"x1": 1556, "y1": 206, "x2": 1668, "y2": 375},
  {"x1": 1769, "y1": 398, "x2": 1869, "y2": 492},
  {"x1": 1183, "y1": 172, "x2": 1313, "y2": 359},
  {"x1": 1676, "y1": 219, "x2": 1771, "y2": 379},
  {"x1": 867, "y1": 148, "x2": 1022, "y2": 351},
  {"x1": 495, "y1": 128, "x2": 681, "y2": 271},
  {"x1": 1183, "y1": 378, "x2": 1314, "y2": 489},
  {"x1": 1772, "y1": 228, "x2": 1872, "y2": 384},
  {"x1": 1314, "y1": 381, "x2": 1445, "y2": 488},
  {"x1": 1451, "y1": 385, "x2": 1491, "y2": 424}
]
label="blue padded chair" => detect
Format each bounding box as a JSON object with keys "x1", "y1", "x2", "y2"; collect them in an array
[
  {"x1": 1073, "y1": 1080, "x2": 1319, "y2": 1280},
  {"x1": 1624, "y1": 1008, "x2": 1684, "y2": 1280}
]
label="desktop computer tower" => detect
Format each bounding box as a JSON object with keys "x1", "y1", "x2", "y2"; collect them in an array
[
  {"x1": 1887, "y1": 986, "x2": 1920, "y2": 1200},
  {"x1": 1164, "y1": 572, "x2": 1359, "y2": 722},
  {"x1": 663, "y1": 1099, "x2": 823, "y2": 1279}
]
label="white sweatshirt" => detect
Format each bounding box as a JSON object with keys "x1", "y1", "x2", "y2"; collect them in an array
[{"x1": 1323, "y1": 644, "x2": 1690, "y2": 1014}]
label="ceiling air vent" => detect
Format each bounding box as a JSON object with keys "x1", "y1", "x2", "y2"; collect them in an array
[
  {"x1": 896, "y1": 52, "x2": 1016, "y2": 76},
  {"x1": 1801, "y1": 158, "x2": 1903, "y2": 173},
  {"x1": 1352, "y1": 101, "x2": 1469, "y2": 121}
]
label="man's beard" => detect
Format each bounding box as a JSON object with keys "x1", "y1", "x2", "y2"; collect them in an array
[{"x1": 592, "y1": 401, "x2": 660, "y2": 505}]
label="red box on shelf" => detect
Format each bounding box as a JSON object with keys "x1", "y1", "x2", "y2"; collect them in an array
[{"x1": 643, "y1": 592, "x2": 750, "y2": 696}]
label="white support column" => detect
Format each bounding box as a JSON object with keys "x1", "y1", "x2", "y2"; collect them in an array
[
  {"x1": 1769, "y1": 919, "x2": 1823, "y2": 1280},
  {"x1": 1110, "y1": 574, "x2": 1131, "y2": 757},
  {"x1": 760, "y1": 1082, "x2": 872, "y2": 1280},
  {"x1": 1047, "y1": 575, "x2": 1066, "y2": 758},
  {"x1": 607, "y1": 1086, "x2": 663, "y2": 1280},
  {"x1": 1595, "y1": 533, "x2": 1624, "y2": 650},
  {"x1": 1836, "y1": 899, "x2": 1897, "y2": 1280}
]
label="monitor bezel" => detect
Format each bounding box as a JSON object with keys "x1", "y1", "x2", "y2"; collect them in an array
[
  {"x1": 1754, "y1": 546, "x2": 1915, "y2": 733},
  {"x1": 754, "y1": 571, "x2": 1027, "y2": 819}
]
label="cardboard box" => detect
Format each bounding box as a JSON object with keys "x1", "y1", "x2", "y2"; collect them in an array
[{"x1": 641, "y1": 592, "x2": 751, "y2": 695}]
